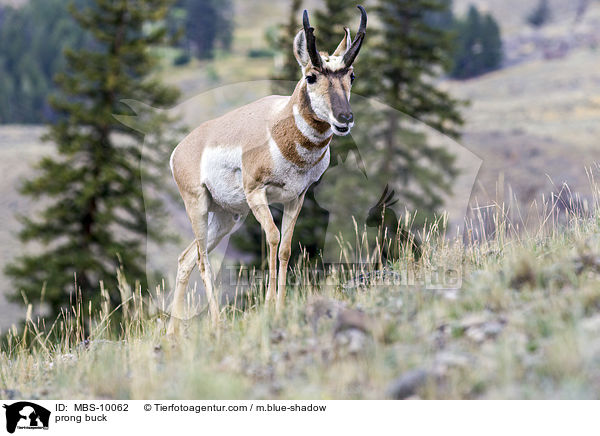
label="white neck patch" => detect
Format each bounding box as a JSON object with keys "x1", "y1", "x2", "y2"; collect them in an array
[{"x1": 292, "y1": 104, "x2": 332, "y2": 143}]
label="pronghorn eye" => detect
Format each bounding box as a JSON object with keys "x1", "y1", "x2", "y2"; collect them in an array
[
  {"x1": 306, "y1": 74, "x2": 317, "y2": 84},
  {"x1": 350, "y1": 72, "x2": 355, "y2": 83}
]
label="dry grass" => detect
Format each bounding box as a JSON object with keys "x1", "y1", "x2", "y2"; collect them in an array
[{"x1": 2, "y1": 167, "x2": 600, "y2": 400}]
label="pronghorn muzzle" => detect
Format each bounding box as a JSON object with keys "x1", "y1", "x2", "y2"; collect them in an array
[{"x1": 330, "y1": 89, "x2": 354, "y2": 130}]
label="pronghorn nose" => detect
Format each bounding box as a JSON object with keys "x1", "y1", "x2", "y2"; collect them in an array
[{"x1": 338, "y1": 112, "x2": 354, "y2": 124}]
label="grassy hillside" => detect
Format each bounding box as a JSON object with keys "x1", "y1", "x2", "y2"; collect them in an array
[
  {"x1": 446, "y1": 47, "x2": 600, "y2": 206},
  {"x1": 2, "y1": 190, "x2": 600, "y2": 399}
]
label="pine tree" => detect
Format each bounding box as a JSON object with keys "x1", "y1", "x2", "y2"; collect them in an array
[
  {"x1": 0, "y1": 0, "x2": 87, "y2": 123},
  {"x1": 180, "y1": 0, "x2": 234, "y2": 59},
  {"x1": 313, "y1": 0, "x2": 352, "y2": 53},
  {"x1": 5, "y1": 0, "x2": 180, "y2": 318},
  {"x1": 451, "y1": 6, "x2": 503, "y2": 79},
  {"x1": 480, "y1": 14, "x2": 502, "y2": 72},
  {"x1": 271, "y1": 0, "x2": 303, "y2": 94},
  {"x1": 354, "y1": 0, "x2": 464, "y2": 221},
  {"x1": 424, "y1": 0, "x2": 455, "y2": 31},
  {"x1": 527, "y1": 0, "x2": 551, "y2": 28},
  {"x1": 451, "y1": 5, "x2": 482, "y2": 79},
  {"x1": 311, "y1": 0, "x2": 464, "y2": 264}
]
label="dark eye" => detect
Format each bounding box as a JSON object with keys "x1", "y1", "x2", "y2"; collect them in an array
[
  {"x1": 350, "y1": 72, "x2": 355, "y2": 83},
  {"x1": 306, "y1": 74, "x2": 317, "y2": 84}
]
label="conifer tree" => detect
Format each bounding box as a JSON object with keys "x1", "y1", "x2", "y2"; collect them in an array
[
  {"x1": 480, "y1": 14, "x2": 502, "y2": 72},
  {"x1": 354, "y1": 0, "x2": 464, "y2": 223},
  {"x1": 451, "y1": 6, "x2": 503, "y2": 79},
  {"x1": 5, "y1": 0, "x2": 180, "y2": 317},
  {"x1": 309, "y1": 0, "x2": 464, "y2": 260},
  {"x1": 0, "y1": 0, "x2": 87, "y2": 123},
  {"x1": 179, "y1": 0, "x2": 234, "y2": 59},
  {"x1": 527, "y1": 0, "x2": 551, "y2": 28},
  {"x1": 313, "y1": 0, "x2": 352, "y2": 53},
  {"x1": 271, "y1": 0, "x2": 303, "y2": 94},
  {"x1": 424, "y1": 0, "x2": 455, "y2": 31}
]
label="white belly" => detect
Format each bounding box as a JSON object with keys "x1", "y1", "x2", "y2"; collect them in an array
[{"x1": 200, "y1": 146, "x2": 247, "y2": 213}]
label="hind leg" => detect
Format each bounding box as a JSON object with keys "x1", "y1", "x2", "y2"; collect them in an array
[
  {"x1": 176, "y1": 186, "x2": 220, "y2": 325},
  {"x1": 167, "y1": 239, "x2": 198, "y2": 335},
  {"x1": 205, "y1": 207, "x2": 245, "y2": 289},
  {"x1": 169, "y1": 192, "x2": 242, "y2": 332}
]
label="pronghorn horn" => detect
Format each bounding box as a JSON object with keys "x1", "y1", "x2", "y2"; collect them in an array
[
  {"x1": 302, "y1": 10, "x2": 323, "y2": 70},
  {"x1": 343, "y1": 5, "x2": 367, "y2": 67}
]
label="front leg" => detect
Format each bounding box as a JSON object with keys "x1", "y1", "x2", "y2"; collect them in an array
[
  {"x1": 277, "y1": 191, "x2": 306, "y2": 310},
  {"x1": 246, "y1": 188, "x2": 280, "y2": 303}
]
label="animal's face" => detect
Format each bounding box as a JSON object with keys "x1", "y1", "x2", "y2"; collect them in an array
[
  {"x1": 294, "y1": 7, "x2": 367, "y2": 136},
  {"x1": 303, "y1": 58, "x2": 355, "y2": 136}
]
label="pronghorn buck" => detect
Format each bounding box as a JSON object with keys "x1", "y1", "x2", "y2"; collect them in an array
[{"x1": 167, "y1": 6, "x2": 367, "y2": 333}]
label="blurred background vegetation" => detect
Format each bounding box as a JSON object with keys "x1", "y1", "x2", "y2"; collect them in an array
[{"x1": 0, "y1": 0, "x2": 599, "y2": 327}]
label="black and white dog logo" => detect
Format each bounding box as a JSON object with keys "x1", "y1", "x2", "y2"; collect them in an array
[{"x1": 3, "y1": 402, "x2": 50, "y2": 433}]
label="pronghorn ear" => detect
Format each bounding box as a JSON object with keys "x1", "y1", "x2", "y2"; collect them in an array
[
  {"x1": 332, "y1": 27, "x2": 351, "y2": 57},
  {"x1": 293, "y1": 29, "x2": 310, "y2": 68}
]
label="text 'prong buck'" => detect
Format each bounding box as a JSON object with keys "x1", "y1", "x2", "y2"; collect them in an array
[{"x1": 167, "y1": 6, "x2": 367, "y2": 333}]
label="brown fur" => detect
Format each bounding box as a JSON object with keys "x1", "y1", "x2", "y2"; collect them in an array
[
  {"x1": 172, "y1": 80, "x2": 333, "y2": 193},
  {"x1": 298, "y1": 84, "x2": 331, "y2": 134},
  {"x1": 270, "y1": 81, "x2": 332, "y2": 168}
]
